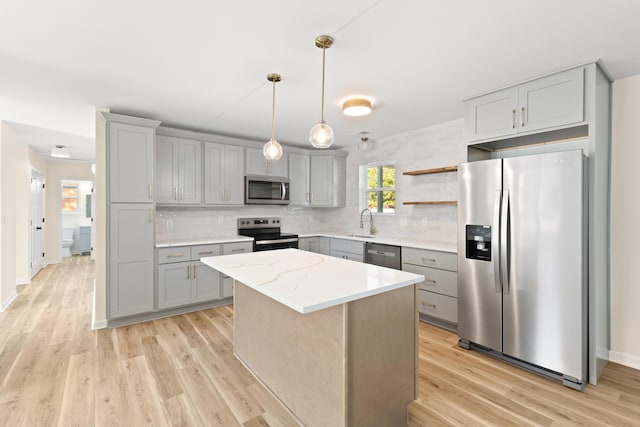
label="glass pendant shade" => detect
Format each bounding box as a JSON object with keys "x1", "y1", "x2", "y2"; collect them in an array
[
  {"x1": 263, "y1": 138, "x2": 283, "y2": 160},
  {"x1": 309, "y1": 121, "x2": 334, "y2": 148}
]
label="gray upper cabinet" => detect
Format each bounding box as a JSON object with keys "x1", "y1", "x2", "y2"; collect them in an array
[
  {"x1": 289, "y1": 153, "x2": 310, "y2": 206},
  {"x1": 156, "y1": 135, "x2": 202, "y2": 205},
  {"x1": 204, "y1": 142, "x2": 245, "y2": 205},
  {"x1": 246, "y1": 147, "x2": 288, "y2": 178},
  {"x1": 108, "y1": 122, "x2": 155, "y2": 203},
  {"x1": 310, "y1": 154, "x2": 346, "y2": 207},
  {"x1": 466, "y1": 67, "x2": 585, "y2": 142}
]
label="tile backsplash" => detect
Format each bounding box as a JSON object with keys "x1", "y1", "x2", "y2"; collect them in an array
[{"x1": 156, "y1": 118, "x2": 466, "y2": 245}]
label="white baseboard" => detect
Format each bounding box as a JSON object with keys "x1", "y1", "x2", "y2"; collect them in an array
[
  {"x1": 92, "y1": 319, "x2": 108, "y2": 330},
  {"x1": 91, "y1": 278, "x2": 107, "y2": 330},
  {"x1": 16, "y1": 278, "x2": 31, "y2": 286},
  {"x1": 609, "y1": 350, "x2": 640, "y2": 371},
  {"x1": 0, "y1": 291, "x2": 18, "y2": 312}
]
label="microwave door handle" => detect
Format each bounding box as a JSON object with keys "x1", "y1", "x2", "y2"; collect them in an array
[{"x1": 281, "y1": 182, "x2": 287, "y2": 200}]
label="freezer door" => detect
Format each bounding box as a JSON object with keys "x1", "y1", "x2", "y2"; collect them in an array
[
  {"x1": 457, "y1": 159, "x2": 503, "y2": 351},
  {"x1": 502, "y1": 150, "x2": 586, "y2": 381}
]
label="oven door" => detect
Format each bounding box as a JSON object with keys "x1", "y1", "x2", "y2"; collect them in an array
[
  {"x1": 245, "y1": 175, "x2": 290, "y2": 205},
  {"x1": 254, "y1": 238, "x2": 299, "y2": 251}
]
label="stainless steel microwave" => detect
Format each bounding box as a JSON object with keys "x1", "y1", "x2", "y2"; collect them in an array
[{"x1": 245, "y1": 175, "x2": 290, "y2": 205}]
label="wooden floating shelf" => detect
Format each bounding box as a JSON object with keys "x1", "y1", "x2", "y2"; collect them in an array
[
  {"x1": 402, "y1": 165, "x2": 457, "y2": 176},
  {"x1": 403, "y1": 201, "x2": 458, "y2": 206}
]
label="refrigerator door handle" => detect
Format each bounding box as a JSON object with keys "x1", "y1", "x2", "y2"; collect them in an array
[
  {"x1": 500, "y1": 190, "x2": 510, "y2": 294},
  {"x1": 493, "y1": 190, "x2": 502, "y2": 293}
]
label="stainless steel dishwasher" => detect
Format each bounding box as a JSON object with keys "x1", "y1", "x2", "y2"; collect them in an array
[{"x1": 364, "y1": 242, "x2": 401, "y2": 270}]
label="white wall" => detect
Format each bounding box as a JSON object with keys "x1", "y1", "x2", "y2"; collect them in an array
[
  {"x1": 0, "y1": 122, "x2": 18, "y2": 311},
  {"x1": 15, "y1": 144, "x2": 31, "y2": 284},
  {"x1": 324, "y1": 118, "x2": 466, "y2": 242},
  {"x1": 93, "y1": 107, "x2": 108, "y2": 328},
  {"x1": 610, "y1": 74, "x2": 640, "y2": 369}
]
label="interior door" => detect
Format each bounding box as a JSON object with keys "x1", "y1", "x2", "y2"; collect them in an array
[
  {"x1": 502, "y1": 150, "x2": 585, "y2": 381},
  {"x1": 30, "y1": 170, "x2": 45, "y2": 278},
  {"x1": 457, "y1": 159, "x2": 503, "y2": 351}
]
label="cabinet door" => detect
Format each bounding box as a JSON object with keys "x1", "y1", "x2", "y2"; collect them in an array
[
  {"x1": 156, "y1": 135, "x2": 179, "y2": 204},
  {"x1": 289, "y1": 153, "x2": 310, "y2": 205},
  {"x1": 204, "y1": 142, "x2": 225, "y2": 204},
  {"x1": 224, "y1": 145, "x2": 245, "y2": 205},
  {"x1": 109, "y1": 204, "x2": 154, "y2": 318},
  {"x1": 465, "y1": 87, "x2": 518, "y2": 142},
  {"x1": 245, "y1": 147, "x2": 268, "y2": 175},
  {"x1": 157, "y1": 261, "x2": 191, "y2": 309},
  {"x1": 310, "y1": 155, "x2": 333, "y2": 206},
  {"x1": 109, "y1": 122, "x2": 155, "y2": 203},
  {"x1": 518, "y1": 67, "x2": 584, "y2": 133},
  {"x1": 178, "y1": 138, "x2": 202, "y2": 204},
  {"x1": 221, "y1": 275, "x2": 234, "y2": 298},
  {"x1": 298, "y1": 237, "x2": 311, "y2": 251},
  {"x1": 268, "y1": 153, "x2": 288, "y2": 178},
  {"x1": 191, "y1": 261, "x2": 221, "y2": 303}
]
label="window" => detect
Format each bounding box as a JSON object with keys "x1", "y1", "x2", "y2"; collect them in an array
[
  {"x1": 360, "y1": 162, "x2": 395, "y2": 214},
  {"x1": 62, "y1": 182, "x2": 79, "y2": 212}
]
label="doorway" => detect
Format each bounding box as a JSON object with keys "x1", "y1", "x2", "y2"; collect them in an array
[
  {"x1": 30, "y1": 168, "x2": 45, "y2": 278},
  {"x1": 60, "y1": 179, "x2": 93, "y2": 258}
]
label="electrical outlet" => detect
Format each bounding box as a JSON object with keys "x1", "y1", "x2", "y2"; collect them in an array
[
  {"x1": 218, "y1": 215, "x2": 224, "y2": 224},
  {"x1": 166, "y1": 219, "x2": 173, "y2": 229},
  {"x1": 400, "y1": 218, "x2": 408, "y2": 227},
  {"x1": 421, "y1": 217, "x2": 429, "y2": 226}
]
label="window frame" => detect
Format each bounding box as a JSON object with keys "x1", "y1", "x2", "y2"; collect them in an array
[
  {"x1": 62, "y1": 182, "x2": 79, "y2": 213},
  {"x1": 359, "y1": 160, "x2": 396, "y2": 215}
]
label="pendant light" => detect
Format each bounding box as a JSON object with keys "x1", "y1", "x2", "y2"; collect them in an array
[
  {"x1": 309, "y1": 35, "x2": 334, "y2": 149},
  {"x1": 263, "y1": 73, "x2": 283, "y2": 160}
]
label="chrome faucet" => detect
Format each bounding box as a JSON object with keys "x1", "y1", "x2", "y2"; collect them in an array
[{"x1": 359, "y1": 208, "x2": 377, "y2": 235}]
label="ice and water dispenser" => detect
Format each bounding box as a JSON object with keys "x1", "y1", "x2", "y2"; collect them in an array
[{"x1": 466, "y1": 225, "x2": 491, "y2": 261}]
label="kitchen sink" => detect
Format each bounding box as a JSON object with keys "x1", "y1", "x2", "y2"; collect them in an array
[{"x1": 342, "y1": 233, "x2": 376, "y2": 239}]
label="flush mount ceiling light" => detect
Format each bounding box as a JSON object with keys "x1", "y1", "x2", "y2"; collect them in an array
[
  {"x1": 50, "y1": 145, "x2": 70, "y2": 159},
  {"x1": 263, "y1": 73, "x2": 283, "y2": 161},
  {"x1": 309, "y1": 35, "x2": 334, "y2": 149},
  {"x1": 343, "y1": 98, "x2": 372, "y2": 117}
]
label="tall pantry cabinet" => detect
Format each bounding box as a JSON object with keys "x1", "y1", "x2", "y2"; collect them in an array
[{"x1": 103, "y1": 113, "x2": 161, "y2": 319}]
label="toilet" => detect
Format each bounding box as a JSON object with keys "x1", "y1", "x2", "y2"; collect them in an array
[{"x1": 62, "y1": 228, "x2": 74, "y2": 257}]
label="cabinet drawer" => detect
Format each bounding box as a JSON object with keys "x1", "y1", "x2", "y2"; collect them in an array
[
  {"x1": 417, "y1": 290, "x2": 457, "y2": 324},
  {"x1": 402, "y1": 264, "x2": 457, "y2": 297},
  {"x1": 191, "y1": 244, "x2": 221, "y2": 260},
  {"x1": 403, "y1": 247, "x2": 457, "y2": 272},
  {"x1": 157, "y1": 246, "x2": 191, "y2": 264},
  {"x1": 223, "y1": 241, "x2": 253, "y2": 255}
]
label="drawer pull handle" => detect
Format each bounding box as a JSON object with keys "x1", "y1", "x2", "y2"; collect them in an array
[
  {"x1": 167, "y1": 254, "x2": 184, "y2": 258},
  {"x1": 231, "y1": 248, "x2": 245, "y2": 253},
  {"x1": 198, "y1": 251, "x2": 214, "y2": 256},
  {"x1": 421, "y1": 257, "x2": 436, "y2": 263},
  {"x1": 425, "y1": 279, "x2": 437, "y2": 285},
  {"x1": 421, "y1": 301, "x2": 437, "y2": 309}
]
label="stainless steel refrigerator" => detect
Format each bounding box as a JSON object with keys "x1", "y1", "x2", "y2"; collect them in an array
[{"x1": 457, "y1": 150, "x2": 587, "y2": 390}]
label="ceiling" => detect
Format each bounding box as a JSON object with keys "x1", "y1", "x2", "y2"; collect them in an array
[{"x1": 1, "y1": 0, "x2": 640, "y2": 161}]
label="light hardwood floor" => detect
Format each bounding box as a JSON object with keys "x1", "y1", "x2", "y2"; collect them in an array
[{"x1": 1, "y1": 256, "x2": 639, "y2": 426}]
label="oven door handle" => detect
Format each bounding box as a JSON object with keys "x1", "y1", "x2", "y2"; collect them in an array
[{"x1": 255, "y1": 238, "x2": 299, "y2": 245}]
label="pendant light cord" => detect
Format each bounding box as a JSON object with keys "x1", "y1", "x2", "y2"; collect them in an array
[
  {"x1": 271, "y1": 79, "x2": 276, "y2": 140},
  {"x1": 320, "y1": 45, "x2": 326, "y2": 123}
]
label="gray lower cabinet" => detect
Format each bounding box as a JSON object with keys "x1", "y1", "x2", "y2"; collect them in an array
[
  {"x1": 330, "y1": 238, "x2": 364, "y2": 262},
  {"x1": 156, "y1": 241, "x2": 252, "y2": 310},
  {"x1": 402, "y1": 247, "x2": 458, "y2": 330},
  {"x1": 109, "y1": 204, "x2": 155, "y2": 318},
  {"x1": 299, "y1": 236, "x2": 330, "y2": 255},
  {"x1": 157, "y1": 244, "x2": 223, "y2": 310}
]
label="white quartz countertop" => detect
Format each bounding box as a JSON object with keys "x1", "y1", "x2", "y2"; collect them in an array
[
  {"x1": 156, "y1": 235, "x2": 253, "y2": 248},
  {"x1": 201, "y1": 248, "x2": 424, "y2": 314},
  {"x1": 297, "y1": 232, "x2": 457, "y2": 253}
]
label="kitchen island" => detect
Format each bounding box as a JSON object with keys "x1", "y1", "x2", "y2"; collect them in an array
[{"x1": 201, "y1": 248, "x2": 424, "y2": 427}]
